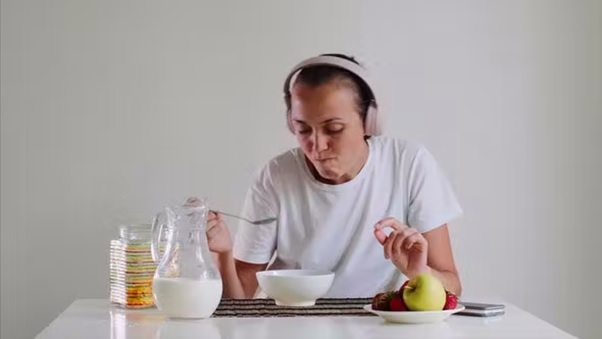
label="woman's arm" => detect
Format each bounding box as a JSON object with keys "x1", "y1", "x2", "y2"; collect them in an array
[
  {"x1": 235, "y1": 259, "x2": 268, "y2": 298},
  {"x1": 374, "y1": 218, "x2": 462, "y2": 296},
  {"x1": 214, "y1": 251, "x2": 267, "y2": 299},
  {"x1": 422, "y1": 224, "x2": 462, "y2": 296}
]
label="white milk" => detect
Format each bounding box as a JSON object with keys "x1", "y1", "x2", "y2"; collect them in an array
[{"x1": 152, "y1": 277, "x2": 223, "y2": 319}]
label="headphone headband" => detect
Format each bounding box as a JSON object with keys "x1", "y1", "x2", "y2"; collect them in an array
[
  {"x1": 283, "y1": 55, "x2": 382, "y2": 136},
  {"x1": 283, "y1": 56, "x2": 376, "y2": 100}
]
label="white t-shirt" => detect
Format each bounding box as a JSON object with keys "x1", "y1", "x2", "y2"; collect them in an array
[{"x1": 232, "y1": 136, "x2": 463, "y2": 298}]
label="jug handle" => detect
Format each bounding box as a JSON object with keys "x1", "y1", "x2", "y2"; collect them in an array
[{"x1": 151, "y1": 213, "x2": 164, "y2": 263}]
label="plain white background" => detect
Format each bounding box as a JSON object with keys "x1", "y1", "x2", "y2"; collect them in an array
[{"x1": 1, "y1": 0, "x2": 600, "y2": 338}]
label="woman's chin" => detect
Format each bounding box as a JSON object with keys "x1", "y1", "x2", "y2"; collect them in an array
[{"x1": 315, "y1": 168, "x2": 345, "y2": 183}]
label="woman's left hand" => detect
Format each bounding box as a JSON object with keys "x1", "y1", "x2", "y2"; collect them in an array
[{"x1": 373, "y1": 217, "x2": 430, "y2": 278}]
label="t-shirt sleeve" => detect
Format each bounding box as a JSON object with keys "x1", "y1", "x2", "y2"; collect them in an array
[
  {"x1": 232, "y1": 168, "x2": 279, "y2": 264},
  {"x1": 406, "y1": 145, "x2": 463, "y2": 233}
]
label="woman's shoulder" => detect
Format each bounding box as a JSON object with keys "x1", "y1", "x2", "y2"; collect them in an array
[
  {"x1": 369, "y1": 135, "x2": 430, "y2": 160},
  {"x1": 251, "y1": 148, "x2": 303, "y2": 182}
]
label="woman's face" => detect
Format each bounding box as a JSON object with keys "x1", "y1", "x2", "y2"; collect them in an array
[{"x1": 289, "y1": 81, "x2": 369, "y2": 184}]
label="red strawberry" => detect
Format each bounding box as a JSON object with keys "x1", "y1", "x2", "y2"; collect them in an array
[
  {"x1": 389, "y1": 294, "x2": 408, "y2": 311},
  {"x1": 371, "y1": 293, "x2": 386, "y2": 310},
  {"x1": 443, "y1": 290, "x2": 458, "y2": 310},
  {"x1": 372, "y1": 291, "x2": 396, "y2": 311}
]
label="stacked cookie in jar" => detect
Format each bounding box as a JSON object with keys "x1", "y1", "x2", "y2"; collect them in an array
[{"x1": 109, "y1": 224, "x2": 157, "y2": 309}]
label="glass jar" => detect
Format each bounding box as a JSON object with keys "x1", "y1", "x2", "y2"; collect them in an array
[{"x1": 110, "y1": 224, "x2": 157, "y2": 309}]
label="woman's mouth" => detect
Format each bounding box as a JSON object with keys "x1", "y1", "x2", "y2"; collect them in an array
[{"x1": 314, "y1": 157, "x2": 335, "y2": 162}]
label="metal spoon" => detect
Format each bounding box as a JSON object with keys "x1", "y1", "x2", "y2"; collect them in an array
[{"x1": 211, "y1": 210, "x2": 277, "y2": 225}]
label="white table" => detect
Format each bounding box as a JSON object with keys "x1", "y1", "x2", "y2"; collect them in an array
[{"x1": 36, "y1": 299, "x2": 575, "y2": 339}]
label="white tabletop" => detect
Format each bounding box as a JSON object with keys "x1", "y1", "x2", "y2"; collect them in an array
[{"x1": 36, "y1": 299, "x2": 575, "y2": 339}]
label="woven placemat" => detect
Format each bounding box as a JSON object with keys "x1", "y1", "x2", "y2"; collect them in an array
[{"x1": 213, "y1": 298, "x2": 376, "y2": 318}]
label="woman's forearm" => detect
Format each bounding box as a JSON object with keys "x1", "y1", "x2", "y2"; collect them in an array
[
  {"x1": 426, "y1": 266, "x2": 462, "y2": 296},
  {"x1": 214, "y1": 251, "x2": 246, "y2": 299}
]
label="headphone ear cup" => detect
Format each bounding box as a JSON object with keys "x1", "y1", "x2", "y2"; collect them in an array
[
  {"x1": 286, "y1": 111, "x2": 294, "y2": 133},
  {"x1": 284, "y1": 94, "x2": 295, "y2": 133},
  {"x1": 364, "y1": 104, "x2": 381, "y2": 136}
]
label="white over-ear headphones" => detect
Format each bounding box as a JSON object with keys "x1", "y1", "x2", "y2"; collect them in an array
[{"x1": 282, "y1": 55, "x2": 382, "y2": 136}]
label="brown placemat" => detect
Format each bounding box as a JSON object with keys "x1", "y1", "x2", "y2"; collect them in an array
[{"x1": 213, "y1": 298, "x2": 376, "y2": 318}]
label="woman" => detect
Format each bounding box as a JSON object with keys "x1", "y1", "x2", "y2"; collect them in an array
[{"x1": 197, "y1": 53, "x2": 463, "y2": 299}]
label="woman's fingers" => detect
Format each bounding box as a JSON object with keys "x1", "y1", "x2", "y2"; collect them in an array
[
  {"x1": 206, "y1": 221, "x2": 222, "y2": 238},
  {"x1": 374, "y1": 218, "x2": 406, "y2": 245},
  {"x1": 373, "y1": 228, "x2": 388, "y2": 245},
  {"x1": 391, "y1": 228, "x2": 416, "y2": 253},
  {"x1": 391, "y1": 228, "x2": 418, "y2": 256},
  {"x1": 402, "y1": 232, "x2": 421, "y2": 250},
  {"x1": 374, "y1": 217, "x2": 403, "y2": 231},
  {"x1": 206, "y1": 213, "x2": 220, "y2": 232},
  {"x1": 404, "y1": 233, "x2": 427, "y2": 251},
  {"x1": 382, "y1": 226, "x2": 425, "y2": 259},
  {"x1": 374, "y1": 218, "x2": 424, "y2": 257},
  {"x1": 383, "y1": 231, "x2": 399, "y2": 259},
  {"x1": 373, "y1": 217, "x2": 430, "y2": 275},
  {"x1": 207, "y1": 211, "x2": 219, "y2": 220}
]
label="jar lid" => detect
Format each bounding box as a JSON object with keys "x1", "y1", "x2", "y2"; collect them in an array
[{"x1": 119, "y1": 224, "x2": 152, "y2": 242}]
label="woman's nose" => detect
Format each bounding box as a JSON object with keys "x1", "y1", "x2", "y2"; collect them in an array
[{"x1": 313, "y1": 133, "x2": 329, "y2": 152}]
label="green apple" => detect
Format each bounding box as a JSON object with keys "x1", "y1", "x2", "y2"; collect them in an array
[{"x1": 402, "y1": 273, "x2": 446, "y2": 311}]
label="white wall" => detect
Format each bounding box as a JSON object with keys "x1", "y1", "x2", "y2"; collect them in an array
[{"x1": 1, "y1": 1, "x2": 600, "y2": 338}]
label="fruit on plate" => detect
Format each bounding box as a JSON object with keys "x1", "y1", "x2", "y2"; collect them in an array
[
  {"x1": 398, "y1": 280, "x2": 409, "y2": 295},
  {"x1": 388, "y1": 294, "x2": 408, "y2": 311},
  {"x1": 443, "y1": 290, "x2": 458, "y2": 310},
  {"x1": 402, "y1": 273, "x2": 446, "y2": 311},
  {"x1": 371, "y1": 291, "x2": 396, "y2": 311},
  {"x1": 371, "y1": 292, "x2": 386, "y2": 310},
  {"x1": 370, "y1": 275, "x2": 455, "y2": 312}
]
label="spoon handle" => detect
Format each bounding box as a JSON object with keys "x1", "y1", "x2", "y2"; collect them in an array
[{"x1": 210, "y1": 210, "x2": 276, "y2": 225}]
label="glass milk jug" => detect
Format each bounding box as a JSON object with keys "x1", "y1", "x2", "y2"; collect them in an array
[{"x1": 151, "y1": 200, "x2": 223, "y2": 319}]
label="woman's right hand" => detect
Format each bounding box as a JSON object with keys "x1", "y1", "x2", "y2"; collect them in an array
[
  {"x1": 206, "y1": 211, "x2": 233, "y2": 253},
  {"x1": 186, "y1": 198, "x2": 233, "y2": 254}
]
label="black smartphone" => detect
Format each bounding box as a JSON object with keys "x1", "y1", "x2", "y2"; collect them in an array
[{"x1": 457, "y1": 301, "x2": 505, "y2": 317}]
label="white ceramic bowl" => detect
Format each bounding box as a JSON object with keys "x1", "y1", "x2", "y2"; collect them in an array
[{"x1": 256, "y1": 269, "x2": 335, "y2": 307}]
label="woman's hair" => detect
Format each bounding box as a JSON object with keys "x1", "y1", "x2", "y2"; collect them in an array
[{"x1": 285, "y1": 53, "x2": 373, "y2": 121}]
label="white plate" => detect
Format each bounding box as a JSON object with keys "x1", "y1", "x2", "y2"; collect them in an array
[{"x1": 363, "y1": 304, "x2": 465, "y2": 324}]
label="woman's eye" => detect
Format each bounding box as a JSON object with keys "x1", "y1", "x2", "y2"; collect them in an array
[
  {"x1": 298, "y1": 129, "x2": 311, "y2": 135},
  {"x1": 326, "y1": 126, "x2": 344, "y2": 134}
]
